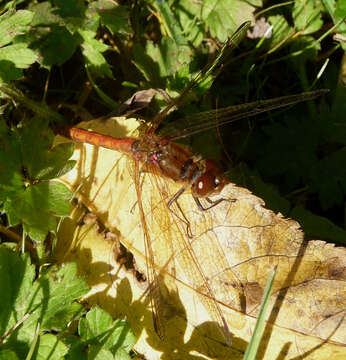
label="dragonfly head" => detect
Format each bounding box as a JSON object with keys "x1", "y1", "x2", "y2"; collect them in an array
[{"x1": 192, "y1": 160, "x2": 226, "y2": 197}]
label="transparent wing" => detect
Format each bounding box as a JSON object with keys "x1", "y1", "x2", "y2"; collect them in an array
[
  {"x1": 148, "y1": 21, "x2": 252, "y2": 135},
  {"x1": 133, "y1": 158, "x2": 169, "y2": 339},
  {"x1": 141, "y1": 159, "x2": 244, "y2": 345},
  {"x1": 164, "y1": 89, "x2": 329, "y2": 140}
]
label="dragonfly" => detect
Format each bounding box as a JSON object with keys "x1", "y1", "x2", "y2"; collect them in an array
[{"x1": 56, "y1": 21, "x2": 328, "y2": 345}]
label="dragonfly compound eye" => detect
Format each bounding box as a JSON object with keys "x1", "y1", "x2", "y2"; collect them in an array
[{"x1": 192, "y1": 160, "x2": 226, "y2": 197}]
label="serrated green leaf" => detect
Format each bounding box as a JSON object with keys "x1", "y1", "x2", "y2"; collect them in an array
[
  {"x1": 63, "y1": 335, "x2": 85, "y2": 359},
  {"x1": 79, "y1": 30, "x2": 112, "y2": 78},
  {"x1": 133, "y1": 36, "x2": 191, "y2": 88},
  {"x1": 0, "y1": 256, "x2": 88, "y2": 358},
  {"x1": 43, "y1": 302, "x2": 84, "y2": 329},
  {"x1": 30, "y1": 26, "x2": 80, "y2": 67},
  {"x1": 0, "y1": 60, "x2": 22, "y2": 82},
  {"x1": 0, "y1": 43, "x2": 37, "y2": 68},
  {"x1": 0, "y1": 117, "x2": 75, "y2": 240},
  {"x1": 175, "y1": 0, "x2": 205, "y2": 46},
  {"x1": 201, "y1": 0, "x2": 255, "y2": 41},
  {"x1": 153, "y1": 0, "x2": 187, "y2": 45},
  {"x1": 34, "y1": 333, "x2": 69, "y2": 360},
  {"x1": 114, "y1": 348, "x2": 132, "y2": 360},
  {"x1": 0, "y1": 122, "x2": 24, "y2": 201},
  {"x1": 79, "y1": 307, "x2": 135, "y2": 354},
  {"x1": 293, "y1": 0, "x2": 323, "y2": 35},
  {"x1": 0, "y1": 42, "x2": 37, "y2": 81},
  {"x1": 0, "y1": 9, "x2": 33, "y2": 48},
  {"x1": 19, "y1": 118, "x2": 75, "y2": 180},
  {"x1": 0, "y1": 253, "x2": 89, "y2": 358},
  {"x1": 335, "y1": 0, "x2": 346, "y2": 17},
  {"x1": 79, "y1": 307, "x2": 113, "y2": 342},
  {"x1": 54, "y1": 0, "x2": 86, "y2": 18},
  {"x1": 0, "y1": 349, "x2": 19, "y2": 360},
  {"x1": 4, "y1": 181, "x2": 72, "y2": 242},
  {"x1": 0, "y1": 249, "x2": 35, "y2": 337},
  {"x1": 88, "y1": 346, "x2": 114, "y2": 360},
  {"x1": 37, "y1": 263, "x2": 89, "y2": 328},
  {"x1": 0, "y1": 10, "x2": 37, "y2": 81},
  {"x1": 30, "y1": 2, "x2": 62, "y2": 26},
  {"x1": 95, "y1": 0, "x2": 130, "y2": 35}
]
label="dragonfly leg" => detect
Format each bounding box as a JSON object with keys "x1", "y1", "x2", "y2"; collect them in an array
[
  {"x1": 194, "y1": 196, "x2": 236, "y2": 211},
  {"x1": 167, "y1": 187, "x2": 193, "y2": 238},
  {"x1": 130, "y1": 165, "x2": 148, "y2": 214}
]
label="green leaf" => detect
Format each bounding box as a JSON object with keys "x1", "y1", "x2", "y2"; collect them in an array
[
  {"x1": 268, "y1": 15, "x2": 294, "y2": 49},
  {"x1": 175, "y1": 0, "x2": 205, "y2": 46},
  {"x1": 0, "y1": 60, "x2": 22, "y2": 82},
  {"x1": 79, "y1": 29, "x2": 112, "y2": 78},
  {"x1": 37, "y1": 264, "x2": 89, "y2": 329},
  {"x1": 19, "y1": 117, "x2": 75, "y2": 180},
  {"x1": 17, "y1": 2, "x2": 83, "y2": 67},
  {"x1": 34, "y1": 333, "x2": 69, "y2": 360},
  {"x1": 133, "y1": 36, "x2": 191, "y2": 88},
  {"x1": 153, "y1": 0, "x2": 187, "y2": 45},
  {"x1": 79, "y1": 307, "x2": 135, "y2": 354},
  {"x1": 0, "y1": 43, "x2": 37, "y2": 68},
  {"x1": 0, "y1": 122, "x2": 24, "y2": 201},
  {"x1": 335, "y1": 0, "x2": 346, "y2": 18},
  {"x1": 201, "y1": 0, "x2": 255, "y2": 41},
  {"x1": 53, "y1": 0, "x2": 86, "y2": 19},
  {"x1": 293, "y1": 0, "x2": 323, "y2": 35},
  {"x1": 0, "y1": 349, "x2": 19, "y2": 360},
  {"x1": 95, "y1": 0, "x2": 130, "y2": 35},
  {"x1": 79, "y1": 307, "x2": 112, "y2": 343},
  {"x1": 88, "y1": 346, "x2": 114, "y2": 360},
  {"x1": 0, "y1": 118, "x2": 74, "y2": 241},
  {"x1": 0, "y1": 9, "x2": 33, "y2": 47},
  {"x1": 0, "y1": 10, "x2": 37, "y2": 81},
  {"x1": 4, "y1": 181, "x2": 72, "y2": 242},
  {"x1": 30, "y1": 26, "x2": 80, "y2": 67},
  {"x1": 114, "y1": 347, "x2": 132, "y2": 360},
  {"x1": 30, "y1": 2, "x2": 62, "y2": 26},
  {"x1": 0, "y1": 250, "x2": 89, "y2": 358},
  {"x1": 63, "y1": 335, "x2": 85, "y2": 359}
]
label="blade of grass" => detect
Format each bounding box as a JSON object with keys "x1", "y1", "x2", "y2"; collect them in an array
[
  {"x1": 85, "y1": 65, "x2": 119, "y2": 110},
  {"x1": 25, "y1": 322, "x2": 40, "y2": 360},
  {"x1": 243, "y1": 266, "x2": 277, "y2": 360}
]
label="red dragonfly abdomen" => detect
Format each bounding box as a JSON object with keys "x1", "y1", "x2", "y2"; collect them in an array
[{"x1": 59, "y1": 126, "x2": 135, "y2": 156}]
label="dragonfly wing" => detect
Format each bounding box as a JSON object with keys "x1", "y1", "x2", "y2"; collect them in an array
[
  {"x1": 167, "y1": 89, "x2": 329, "y2": 140},
  {"x1": 133, "y1": 158, "x2": 172, "y2": 339},
  {"x1": 142, "y1": 161, "x2": 245, "y2": 345},
  {"x1": 148, "y1": 21, "x2": 252, "y2": 134}
]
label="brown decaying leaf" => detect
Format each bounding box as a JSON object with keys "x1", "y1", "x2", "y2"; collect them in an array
[{"x1": 55, "y1": 117, "x2": 346, "y2": 360}]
